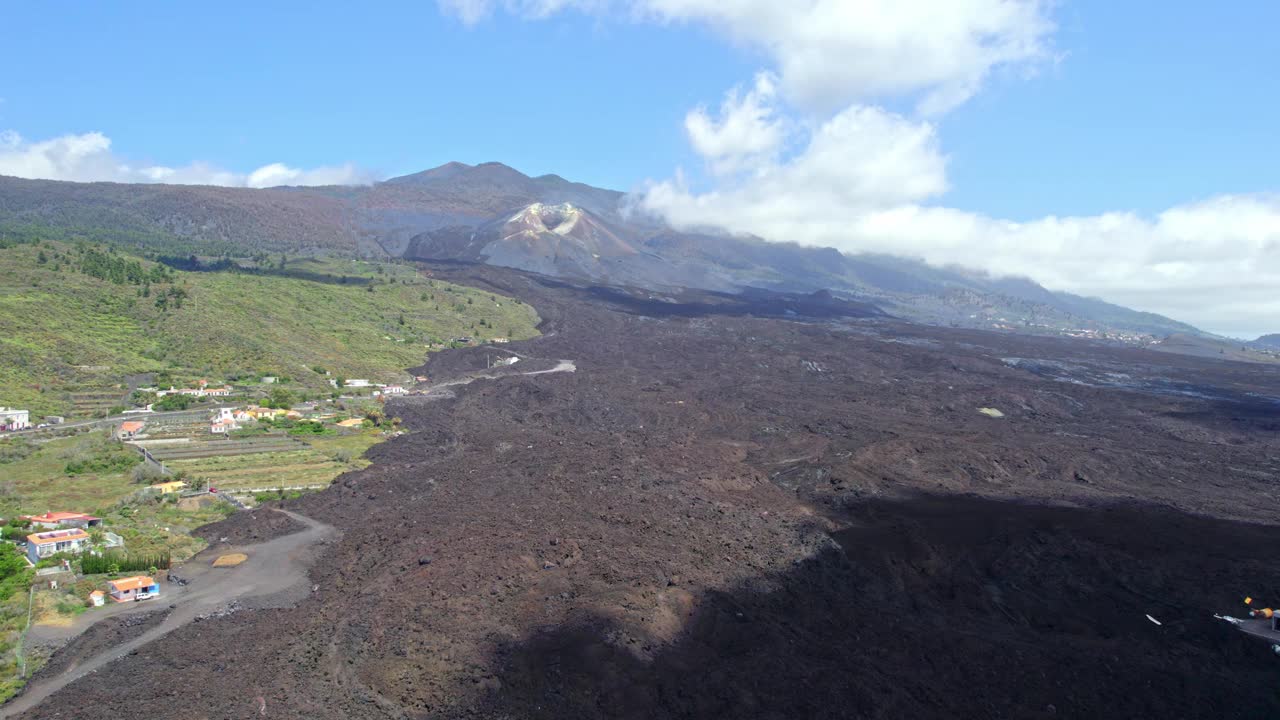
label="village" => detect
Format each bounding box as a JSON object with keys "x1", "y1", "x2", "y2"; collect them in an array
[{"x1": 0, "y1": 372, "x2": 428, "y2": 695}]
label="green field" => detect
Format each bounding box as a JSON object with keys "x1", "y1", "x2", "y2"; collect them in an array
[
  {"x1": 0, "y1": 425, "x2": 386, "y2": 523},
  {"x1": 163, "y1": 428, "x2": 384, "y2": 491},
  {"x1": 0, "y1": 241, "x2": 540, "y2": 418},
  {"x1": 0, "y1": 433, "x2": 139, "y2": 515}
]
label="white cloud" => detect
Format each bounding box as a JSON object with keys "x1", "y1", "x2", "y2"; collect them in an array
[
  {"x1": 647, "y1": 100, "x2": 947, "y2": 216},
  {"x1": 0, "y1": 130, "x2": 372, "y2": 188},
  {"x1": 684, "y1": 73, "x2": 786, "y2": 177},
  {"x1": 244, "y1": 162, "x2": 371, "y2": 189},
  {"x1": 644, "y1": 177, "x2": 1280, "y2": 338},
  {"x1": 437, "y1": 0, "x2": 496, "y2": 25},
  {"x1": 444, "y1": 0, "x2": 1279, "y2": 337},
  {"x1": 439, "y1": 0, "x2": 1055, "y2": 114}
]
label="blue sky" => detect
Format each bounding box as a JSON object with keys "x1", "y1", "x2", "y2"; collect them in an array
[
  {"x1": 1, "y1": 3, "x2": 743, "y2": 191},
  {"x1": 1, "y1": 2, "x2": 1277, "y2": 336},
  {"x1": 941, "y1": 2, "x2": 1280, "y2": 220}
]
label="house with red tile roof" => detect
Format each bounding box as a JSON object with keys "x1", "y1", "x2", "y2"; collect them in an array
[
  {"x1": 23, "y1": 511, "x2": 102, "y2": 529},
  {"x1": 118, "y1": 420, "x2": 145, "y2": 439}
]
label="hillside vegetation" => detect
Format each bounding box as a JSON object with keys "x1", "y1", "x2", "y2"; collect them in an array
[{"x1": 0, "y1": 241, "x2": 540, "y2": 418}]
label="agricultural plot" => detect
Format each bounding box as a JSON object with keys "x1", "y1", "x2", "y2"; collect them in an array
[
  {"x1": 162, "y1": 430, "x2": 382, "y2": 491},
  {"x1": 144, "y1": 435, "x2": 305, "y2": 462},
  {"x1": 134, "y1": 410, "x2": 218, "y2": 441},
  {"x1": 165, "y1": 449, "x2": 346, "y2": 490},
  {"x1": 67, "y1": 388, "x2": 128, "y2": 417}
]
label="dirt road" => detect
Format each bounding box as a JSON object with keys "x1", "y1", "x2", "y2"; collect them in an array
[
  {"x1": 413, "y1": 356, "x2": 575, "y2": 398},
  {"x1": 1, "y1": 509, "x2": 334, "y2": 718}
]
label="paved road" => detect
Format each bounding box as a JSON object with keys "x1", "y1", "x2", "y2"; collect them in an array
[
  {"x1": 1, "y1": 510, "x2": 335, "y2": 718},
  {"x1": 0, "y1": 406, "x2": 236, "y2": 440}
]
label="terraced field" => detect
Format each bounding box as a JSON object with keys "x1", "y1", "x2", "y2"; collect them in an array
[
  {"x1": 67, "y1": 389, "x2": 128, "y2": 417},
  {"x1": 161, "y1": 430, "x2": 383, "y2": 491},
  {"x1": 144, "y1": 436, "x2": 305, "y2": 462}
]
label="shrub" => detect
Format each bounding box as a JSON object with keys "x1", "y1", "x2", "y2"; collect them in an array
[
  {"x1": 65, "y1": 450, "x2": 139, "y2": 476},
  {"x1": 0, "y1": 440, "x2": 35, "y2": 465},
  {"x1": 153, "y1": 394, "x2": 195, "y2": 411},
  {"x1": 0, "y1": 526, "x2": 30, "y2": 542},
  {"x1": 131, "y1": 463, "x2": 166, "y2": 484}
]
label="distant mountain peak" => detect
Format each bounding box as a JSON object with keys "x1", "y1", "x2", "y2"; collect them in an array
[
  {"x1": 1252, "y1": 333, "x2": 1280, "y2": 349},
  {"x1": 383, "y1": 161, "x2": 535, "y2": 186},
  {"x1": 383, "y1": 162, "x2": 470, "y2": 185}
]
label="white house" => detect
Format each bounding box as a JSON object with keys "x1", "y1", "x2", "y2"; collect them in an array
[
  {"x1": 0, "y1": 407, "x2": 30, "y2": 431},
  {"x1": 26, "y1": 528, "x2": 91, "y2": 563},
  {"x1": 210, "y1": 407, "x2": 240, "y2": 434},
  {"x1": 344, "y1": 379, "x2": 371, "y2": 388}
]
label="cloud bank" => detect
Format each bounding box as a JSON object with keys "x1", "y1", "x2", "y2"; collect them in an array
[
  {"x1": 0, "y1": 130, "x2": 372, "y2": 188},
  {"x1": 440, "y1": 0, "x2": 1280, "y2": 338}
]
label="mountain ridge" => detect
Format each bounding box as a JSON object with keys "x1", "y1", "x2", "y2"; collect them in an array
[
  {"x1": 1251, "y1": 333, "x2": 1280, "y2": 349},
  {"x1": 0, "y1": 163, "x2": 1228, "y2": 347}
]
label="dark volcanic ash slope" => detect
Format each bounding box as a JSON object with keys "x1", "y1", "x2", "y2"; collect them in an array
[{"x1": 17, "y1": 265, "x2": 1280, "y2": 719}]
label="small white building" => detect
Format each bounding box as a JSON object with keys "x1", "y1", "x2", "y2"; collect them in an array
[
  {"x1": 158, "y1": 380, "x2": 232, "y2": 398},
  {"x1": 0, "y1": 407, "x2": 31, "y2": 431},
  {"x1": 344, "y1": 379, "x2": 371, "y2": 388},
  {"x1": 210, "y1": 407, "x2": 240, "y2": 434}
]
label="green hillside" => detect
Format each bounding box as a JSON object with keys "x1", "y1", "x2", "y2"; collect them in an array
[{"x1": 0, "y1": 241, "x2": 540, "y2": 418}]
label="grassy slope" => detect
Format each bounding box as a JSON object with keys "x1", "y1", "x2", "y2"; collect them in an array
[
  {"x1": 0, "y1": 244, "x2": 540, "y2": 418},
  {"x1": 0, "y1": 434, "x2": 138, "y2": 515},
  {"x1": 0, "y1": 433, "x2": 233, "y2": 560}
]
